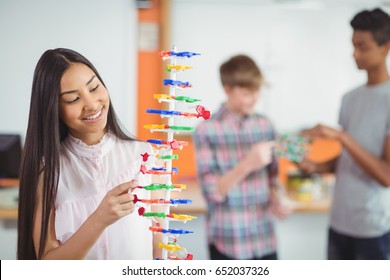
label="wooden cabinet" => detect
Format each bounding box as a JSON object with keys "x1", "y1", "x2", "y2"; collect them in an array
[{"x1": 0, "y1": 178, "x2": 19, "y2": 220}]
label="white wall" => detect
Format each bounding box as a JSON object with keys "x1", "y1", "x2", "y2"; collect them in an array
[
  {"x1": 0, "y1": 0, "x2": 138, "y2": 141},
  {"x1": 171, "y1": 0, "x2": 390, "y2": 132}
]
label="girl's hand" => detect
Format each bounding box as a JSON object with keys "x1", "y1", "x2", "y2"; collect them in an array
[{"x1": 93, "y1": 181, "x2": 138, "y2": 227}]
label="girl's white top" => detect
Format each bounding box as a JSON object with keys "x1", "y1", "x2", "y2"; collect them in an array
[{"x1": 56, "y1": 131, "x2": 154, "y2": 259}]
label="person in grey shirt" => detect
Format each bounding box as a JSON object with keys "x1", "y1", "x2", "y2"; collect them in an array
[{"x1": 299, "y1": 8, "x2": 390, "y2": 259}]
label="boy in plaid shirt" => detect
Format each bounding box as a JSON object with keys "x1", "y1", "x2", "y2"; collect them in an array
[{"x1": 193, "y1": 55, "x2": 289, "y2": 260}]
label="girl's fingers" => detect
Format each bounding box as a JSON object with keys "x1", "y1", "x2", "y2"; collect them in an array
[
  {"x1": 114, "y1": 181, "x2": 138, "y2": 198},
  {"x1": 118, "y1": 201, "x2": 135, "y2": 213},
  {"x1": 112, "y1": 181, "x2": 133, "y2": 196},
  {"x1": 117, "y1": 193, "x2": 135, "y2": 205},
  {"x1": 129, "y1": 180, "x2": 138, "y2": 192}
]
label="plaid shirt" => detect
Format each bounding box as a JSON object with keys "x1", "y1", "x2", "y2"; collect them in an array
[{"x1": 193, "y1": 103, "x2": 278, "y2": 259}]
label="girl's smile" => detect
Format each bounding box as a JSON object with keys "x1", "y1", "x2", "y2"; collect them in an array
[{"x1": 81, "y1": 107, "x2": 104, "y2": 122}]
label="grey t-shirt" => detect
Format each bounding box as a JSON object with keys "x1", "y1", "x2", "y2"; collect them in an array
[{"x1": 331, "y1": 80, "x2": 390, "y2": 237}]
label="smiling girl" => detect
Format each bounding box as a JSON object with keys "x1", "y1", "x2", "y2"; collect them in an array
[{"x1": 17, "y1": 48, "x2": 156, "y2": 260}]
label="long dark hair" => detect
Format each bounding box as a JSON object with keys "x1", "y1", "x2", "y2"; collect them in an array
[{"x1": 17, "y1": 48, "x2": 135, "y2": 259}]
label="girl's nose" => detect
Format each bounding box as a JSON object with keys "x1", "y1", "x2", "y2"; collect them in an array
[{"x1": 82, "y1": 91, "x2": 99, "y2": 111}]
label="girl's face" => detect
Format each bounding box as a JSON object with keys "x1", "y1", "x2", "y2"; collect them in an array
[{"x1": 59, "y1": 63, "x2": 110, "y2": 145}]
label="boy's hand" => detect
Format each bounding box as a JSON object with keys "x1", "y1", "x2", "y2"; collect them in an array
[
  {"x1": 301, "y1": 124, "x2": 342, "y2": 140},
  {"x1": 297, "y1": 157, "x2": 317, "y2": 174},
  {"x1": 269, "y1": 188, "x2": 291, "y2": 219},
  {"x1": 93, "y1": 180, "x2": 138, "y2": 227},
  {"x1": 247, "y1": 141, "x2": 274, "y2": 171}
]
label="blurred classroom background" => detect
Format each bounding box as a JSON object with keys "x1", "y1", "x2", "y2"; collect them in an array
[{"x1": 1, "y1": 0, "x2": 389, "y2": 259}]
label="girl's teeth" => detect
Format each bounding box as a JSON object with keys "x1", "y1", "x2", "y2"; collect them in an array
[{"x1": 84, "y1": 110, "x2": 101, "y2": 120}]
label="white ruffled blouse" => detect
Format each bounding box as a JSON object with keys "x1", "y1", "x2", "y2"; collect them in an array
[{"x1": 56, "y1": 132, "x2": 153, "y2": 259}]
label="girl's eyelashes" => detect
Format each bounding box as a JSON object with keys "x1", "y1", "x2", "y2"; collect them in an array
[
  {"x1": 91, "y1": 84, "x2": 99, "y2": 92},
  {"x1": 62, "y1": 84, "x2": 100, "y2": 103},
  {"x1": 65, "y1": 97, "x2": 80, "y2": 104}
]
